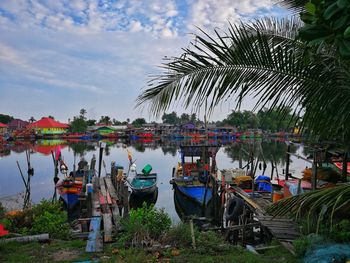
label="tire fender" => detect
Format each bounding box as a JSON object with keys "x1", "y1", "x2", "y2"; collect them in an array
[{"x1": 225, "y1": 196, "x2": 244, "y2": 221}]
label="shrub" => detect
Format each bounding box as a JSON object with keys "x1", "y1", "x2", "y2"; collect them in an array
[
  {"x1": 120, "y1": 203, "x2": 171, "y2": 247},
  {"x1": 329, "y1": 219, "x2": 350, "y2": 242},
  {"x1": 1, "y1": 199, "x2": 70, "y2": 239},
  {"x1": 161, "y1": 223, "x2": 194, "y2": 247}
]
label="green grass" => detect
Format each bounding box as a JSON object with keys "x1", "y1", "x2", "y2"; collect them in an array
[{"x1": 0, "y1": 240, "x2": 299, "y2": 263}]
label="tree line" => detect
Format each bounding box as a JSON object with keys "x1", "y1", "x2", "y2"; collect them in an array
[{"x1": 0, "y1": 105, "x2": 297, "y2": 133}]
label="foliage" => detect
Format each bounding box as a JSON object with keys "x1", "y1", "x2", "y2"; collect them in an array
[
  {"x1": 99, "y1": 115, "x2": 112, "y2": 125},
  {"x1": 162, "y1": 111, "x2": 179, "y2": 124},
  {"x1": 327, "y1": 219, "x2": 350, "y2": 242},
  {"x1": 222, "y1": 110, "x2": 260, "y2": 130},
  {"x1": 70, "y1": 116, "x2": 88, "y2": 133},
  {"x1": 86, "y1": 119, "x2": 96, "y2": 126},
  {"x1": 0, "y1": 114, "x2": 14, "y2": 124},
  {"x1": 282, "y1": 0, "x2": 350, "y2": 58},
  {"x1": 196, "y1": 230, "x2": 231, "y2": 255},
  {"x1": 79, "y1": 108, "x2": 87, "y2": 120},
  {"x1": 267, "y1": 184, "x2": 350, "y2": 233},
  {"x1": 292, "y1": 234, "x2": 325, "y2": 257},
  {"x1": 137, "y1": 17, "x2": 350, "y2": 142},
  {"x1": 1, "y1": 200, "x2": 70, "y2": 239},
  {"x1": 257, "y1": 107, "x2": 297, "y2": 132},
  {"x1": 161, "y1": 223, "x2": 194, "y2": 247},
  {"x1": 120, "y1": 203, "x2": 171, "y2": 247},
  {"x1": 131, "y1": 118, "x2": 146, "y2": 127}
]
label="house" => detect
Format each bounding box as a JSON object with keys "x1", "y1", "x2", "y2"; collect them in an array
[
  {"x1": 28, "y1": 117, "x2": 69, "y2": 135},
  {"x1": 0, "y1": 122, "x2": 7, "y2": 134},
  {"x1": 7, "y1": 119, "x2": 29, "y2": 131}
]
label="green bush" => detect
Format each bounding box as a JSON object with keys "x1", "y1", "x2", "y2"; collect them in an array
[
  {"x1": 196, "y1": 230, "x2": 230, "y2": 254},
  {"x1": 162, "y1": 223, "x2": 194, "y2": 247},
  {"x1": 120, "y1": 203, "x2": 171, "y2": 247},
  {"x1": 329, "y1": 219, "x2": 350, "y2": 242},
  {"x1": 1, "y1": 200, "x2": 70, "y2": 239}
]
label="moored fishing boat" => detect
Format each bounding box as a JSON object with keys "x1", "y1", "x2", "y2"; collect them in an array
[
  {"x1": 56, "y1": 179, "x2": 83, "y2": 209},
  {"x1": 171, "y1": 145, "x2": 220, "y2": 206},
  {"x1": 129, "y1": 164, "x2": 157, "y2": 196}
]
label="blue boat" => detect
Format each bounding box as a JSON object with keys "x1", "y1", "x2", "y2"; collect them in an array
[
  {"x1": 171, "y1": 145, "x2": 220, "y2": 206},
  {"x1": 177, "y1": 185, "x2": 212, "y2": 206}
]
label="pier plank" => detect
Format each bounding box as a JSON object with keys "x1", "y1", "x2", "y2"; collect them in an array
[{"x1": 86, "y1": 216, "x2": 103, "y2": 252}]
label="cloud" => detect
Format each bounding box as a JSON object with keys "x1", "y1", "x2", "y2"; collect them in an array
[{"x1": 0, "y1": 0, "x2": 290, "y2": 122}]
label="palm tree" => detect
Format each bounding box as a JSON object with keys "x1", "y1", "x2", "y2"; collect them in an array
[
  {"x1": 137, "y1": 17, "x2": 350, "y2": 142},
  {"x1": 28, "y1": 117, "x2": 36, "y2": 123},
  {"x1": 137, "y1": 13, "x2": 350, "y2": 231}
]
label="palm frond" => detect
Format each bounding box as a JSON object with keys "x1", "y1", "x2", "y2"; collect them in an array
[
  {"x1": 275, "y1": 0, "x2": 308, "y2": 13},
  {"x1": 137, "y1": 17, "x2": 350, "y2": 141},
  {"x1": 267, "y1": 184, "x2": 350, "y2": 233}
]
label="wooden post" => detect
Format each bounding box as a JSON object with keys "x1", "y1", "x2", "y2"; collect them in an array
[
  {"x1": 190, "y1": 219, "x2": 196, "y2": 249},
  {"x1": 90, "y1": 155, "x2": 96, "y2": 170},
  {"x1": 285, "y1": 144, "x2": 291, "y2": 181},
  {"x1": 98, "y1": 142, "x2": 106, "y2": 177},
  {"x1": 122, "y1": 184, "x2": 129, "y2": 218},
  {"x1": 239, "y1": 146, "x2": 243, "y2": 169}
]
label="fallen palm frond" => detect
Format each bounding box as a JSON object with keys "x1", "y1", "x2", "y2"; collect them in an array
[{"x1": 267, "y1": 184, "x2": 350, "y2": 233}]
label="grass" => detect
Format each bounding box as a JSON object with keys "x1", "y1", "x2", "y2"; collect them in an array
[{"x1": 0, "y1": 239, "x2": 299, "y2": 263}]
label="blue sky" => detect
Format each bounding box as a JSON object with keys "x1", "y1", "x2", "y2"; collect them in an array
[{"x1": 0, "y1": 0, "x2": 289, "y2": 123}]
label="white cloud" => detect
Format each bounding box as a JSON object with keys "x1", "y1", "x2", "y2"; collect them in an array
[{"x1": 0, "y1": 0, "x2": 289, "y2": 122}]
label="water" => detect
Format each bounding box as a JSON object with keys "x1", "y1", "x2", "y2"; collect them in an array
[{"x1": 0, "y1": 138, "x2": 310, "y2": 223}]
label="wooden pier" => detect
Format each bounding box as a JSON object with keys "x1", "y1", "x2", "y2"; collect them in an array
[
  {"x1": 76, "y1": 163, "x2": 130, "y2": 253},
  {"x1": 225, "y1": 186, "x2": 301, "y2": 254}
]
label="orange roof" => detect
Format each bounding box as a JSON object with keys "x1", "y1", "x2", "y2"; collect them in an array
[
  {"x1": 0, "y1": 122, "x2": 7, "y2": 127},
  {"x1": 28, "y1": 117, "x2": 69, "y2": 128}
]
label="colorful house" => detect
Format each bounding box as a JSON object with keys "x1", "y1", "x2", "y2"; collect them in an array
[
  {"x1": 28, "y1": 117, "x2": 69, "y2": 135},
  {"x1": 0, "y1": 122, "x2": 7, "y2": 134},
  {"x1": 7, "y1": 119, "x2": 29, "y2": 131}
]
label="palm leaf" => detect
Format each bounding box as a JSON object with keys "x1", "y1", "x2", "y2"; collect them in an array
[{"x1": 137, "y1": 17, "x2": 350, "y2": 142}]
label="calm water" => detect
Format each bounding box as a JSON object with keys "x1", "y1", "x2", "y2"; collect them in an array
[{"x1": 0, "y1": 138, "x2": 310, "y2": 223}]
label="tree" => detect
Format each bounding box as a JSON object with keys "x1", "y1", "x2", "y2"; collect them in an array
[
  {"x1": 99, "y1": 116, "x2": 112, "y2": 125},
  {"x1": 180, "y1": 113, "x2": 190, "y2": 124},
  {"x1": 79, "y1": 109, "x2": 87, "y2": 120},
  {"x1": 112, "y1": 118, "x2": 122, "y2": 125},
  {"x1": 161, "y1": 112, "x2": 178, "y2": 125},
  {"x1": 28, "y1": 117, "x2": 36, "y2": 123},
  {"x1": 70, "y1": 116, "x2": 88, "y2": 133},
  {"x1": 48, "y1": 115, "x2": 55, "y2": 120},
  {"x1": 132, "y1": 118, "x2": 146, "y2": 128},
  {"x1": 86, "y1": 119, "x2": 96, "y2": 126},
  {"x1": 0, "y1": 114, "x2": 13, "y2": 124}
]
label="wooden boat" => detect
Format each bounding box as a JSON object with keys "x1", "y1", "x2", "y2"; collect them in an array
[
  {"x1": 129, "y1": 164, "x2": 157, "y2": 196},
  {"x1": 171, "y1": 145, "x2": 219, "y2": 206},
  {"x1": 56, "y1": 179, "x2": 83, "y2": 209}
]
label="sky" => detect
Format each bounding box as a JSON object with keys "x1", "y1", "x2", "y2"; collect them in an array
[{"x1": 0, "y1": 0, "x2": 289, "y2": 123}]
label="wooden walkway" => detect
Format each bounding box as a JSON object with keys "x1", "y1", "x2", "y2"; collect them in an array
[
  {"x1": 230, "y1": 186, "x2": 300, "y2": 253},
  {"x1": 85, "y1": 175, "x2": 129, "y2": 252}
]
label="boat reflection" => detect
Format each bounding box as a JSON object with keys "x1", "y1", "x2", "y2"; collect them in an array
[{"x1": 129, "y1": 187, "x2": 158, "y2": 209}]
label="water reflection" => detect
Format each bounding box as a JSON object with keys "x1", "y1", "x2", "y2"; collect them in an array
[{"x1": 0, "y1": 137, "x2": 308, "y2": 222}]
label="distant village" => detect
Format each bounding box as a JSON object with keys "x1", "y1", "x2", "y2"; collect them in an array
[{"x1": 0, "y1": 108, "x2": 299, "y2": 141}]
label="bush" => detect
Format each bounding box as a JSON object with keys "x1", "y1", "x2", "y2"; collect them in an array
[
  {"x1": 196, "y1": 230, "x2": 230, "y2": 254},
  {"x1": 162, "y1": 223, "x2": 194, "y2": 247},
  {"x1": 1, "y1": 199, "x2": 70, "y2": 239},
  {"x1": 329, "y1": 219, "x2": 350, "y2": 242},
  {"x1": 120, "y1": 203, "x2": 171, "y2": 247}
]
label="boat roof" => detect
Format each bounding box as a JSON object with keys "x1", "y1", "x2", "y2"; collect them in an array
[{"x1": 179, "y1": 145, "x2": 220, "y2": 157}]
